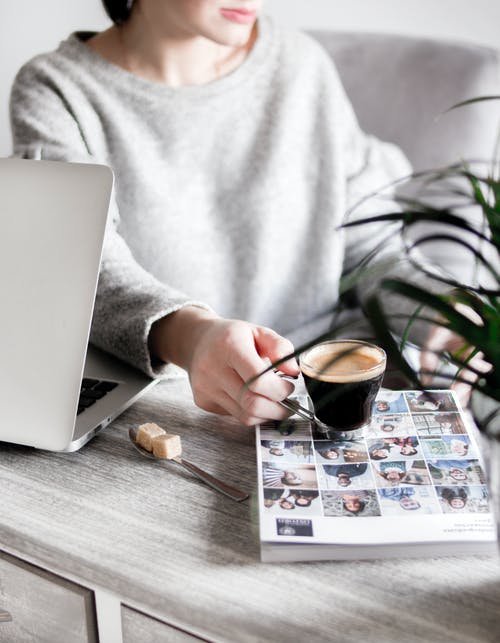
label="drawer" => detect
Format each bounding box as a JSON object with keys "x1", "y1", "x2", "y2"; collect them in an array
[
  {"x1": 122, "y1": 604, "x2": 205, "y2": 642},
  {"x1": 0, "y1": 550, "x2": 97, "y2": 643}
]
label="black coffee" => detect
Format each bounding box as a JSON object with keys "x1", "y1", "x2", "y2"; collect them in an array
[{"x1": 301, "y1": 341, "x2": 385, "y2": 432}]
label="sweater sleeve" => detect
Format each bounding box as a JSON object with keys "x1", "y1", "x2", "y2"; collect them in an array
[
  {"x1": 9, "y1": 62, "x2": 211, "y2": 378},
  {"x1": 327, "y1": 61, "x2": 446, "y2": 346}
]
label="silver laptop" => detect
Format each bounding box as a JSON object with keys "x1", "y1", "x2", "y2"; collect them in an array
[{"x1": 0, "y1": 158, "x2": 157, "y2": 452}]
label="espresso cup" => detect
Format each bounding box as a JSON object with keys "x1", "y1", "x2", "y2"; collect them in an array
[{"x1": 299, "y1": 340, "x2": 386, "y2": 439}]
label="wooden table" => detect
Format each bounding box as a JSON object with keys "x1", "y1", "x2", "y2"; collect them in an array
[{"x1": 0, "y1": 377, "x2": 499, "y2": 643}]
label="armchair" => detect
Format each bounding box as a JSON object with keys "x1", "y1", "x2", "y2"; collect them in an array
[{"x1": 310, "y1": 31, "x2": 500, "y2": 280}]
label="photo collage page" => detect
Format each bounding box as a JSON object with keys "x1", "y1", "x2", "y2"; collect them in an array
[{"x1": 259, "y1": 391, "x2": 490, "y2": 523}]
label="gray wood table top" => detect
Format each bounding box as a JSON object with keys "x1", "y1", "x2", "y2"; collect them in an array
[{"x1": 1, "y1": 377, "x2": 499, "y2": 643}]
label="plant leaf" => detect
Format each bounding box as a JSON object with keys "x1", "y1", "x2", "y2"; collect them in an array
[
  {"x1": 444, "y1": 95, "x2": 500, "y2": 112},
  {"x1": 379, "y1": 279, "x2": 496, "y2": 351}
]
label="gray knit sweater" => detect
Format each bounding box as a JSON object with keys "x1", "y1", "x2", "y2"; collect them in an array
[{"x1": 10, "y1": 17, "x2": 415, "y2": 378}]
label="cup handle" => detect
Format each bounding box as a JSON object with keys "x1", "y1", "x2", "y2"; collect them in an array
[
  {"x1": 278, "y1": 397, "x2": 316, "y2": 422},
  {"x1": 276, "y1": 372, "x2": 316, "y2": 422}
]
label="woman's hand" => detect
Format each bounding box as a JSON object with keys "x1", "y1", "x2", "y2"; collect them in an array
[
  {"x1": 149, "y1": 307, "x2": 300, "y2": 425},
  {"x1": 420, "y1": 303, "x2": 491, "y2": 406}
]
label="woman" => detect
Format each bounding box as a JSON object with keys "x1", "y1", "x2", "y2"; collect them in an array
[{"x1": 10, "y1": 0, "x2": 463, "y2": 427}]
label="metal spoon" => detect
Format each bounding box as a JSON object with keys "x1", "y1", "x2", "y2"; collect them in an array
[
  {"x1": 278, "y1": 397, "x2": 316, "y2": 423},
  {"x1": 128, "y1": 428, "x2": 249, "y2": 502},
  {"x1": 0, "y1": 609, "x2": 12, "y2": 623}
]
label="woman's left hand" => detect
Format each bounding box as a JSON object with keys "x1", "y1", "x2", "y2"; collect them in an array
[{"x1": 420, "y1": 304, "x2": 491, "y2": 406}]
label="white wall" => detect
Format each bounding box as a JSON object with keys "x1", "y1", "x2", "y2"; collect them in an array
[
  {"x1": 1, "y1": 0, "x2": 499, "y2": 157},
  {"x1": 267, "y1": 0, "x2": 500, "y2": 48}
]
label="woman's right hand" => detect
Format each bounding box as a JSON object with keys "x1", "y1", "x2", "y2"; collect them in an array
[{"x1": 149, "y1": 307, "x2": 300, "y2": 426}]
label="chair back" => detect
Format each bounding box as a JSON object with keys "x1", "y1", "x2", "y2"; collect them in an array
[{"x1": 310, "y1": 31, "x2": 500, "y2": 171}]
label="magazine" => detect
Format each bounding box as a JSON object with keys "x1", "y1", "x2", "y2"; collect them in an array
[{"x1": 256, "y1": 389, "x2": 498, "y2": 562}]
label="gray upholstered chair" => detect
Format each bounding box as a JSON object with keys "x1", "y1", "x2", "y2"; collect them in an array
[
  {"x1": 310, "y1": 31, "x2": 500, "y2": 282},
  {"x1": 311, "y1": 31, "x2": 500, "y2": 171}
]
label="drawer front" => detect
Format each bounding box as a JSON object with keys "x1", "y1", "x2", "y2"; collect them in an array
[
  {"x1": 122, "y1": 604, "x2": 205, "y2": 642},
  {"x1": 0, "y1": 550, "x2": 97, "y2": 643}
]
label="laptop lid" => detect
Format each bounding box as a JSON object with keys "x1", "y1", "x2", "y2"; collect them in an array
[{"x1": 0, "y1": 158, "x2": 113, "y2": 450}]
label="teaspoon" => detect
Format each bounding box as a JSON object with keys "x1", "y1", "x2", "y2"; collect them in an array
[{"x1": 128, "y1": 428, "x2": 249, "y2": 502}]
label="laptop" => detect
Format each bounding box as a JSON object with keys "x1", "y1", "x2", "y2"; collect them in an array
[{"x1": 0, "y1": 158, "x2": 157, "y2": 452}]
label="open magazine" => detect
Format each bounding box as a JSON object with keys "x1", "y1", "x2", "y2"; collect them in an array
[{"x1": 256, "y1": 389, "x2": 497, "y2": 562}]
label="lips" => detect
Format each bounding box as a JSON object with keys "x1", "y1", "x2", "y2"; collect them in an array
[{"x1": 220, "y1": 8, "x2": 257, "y2": 24}]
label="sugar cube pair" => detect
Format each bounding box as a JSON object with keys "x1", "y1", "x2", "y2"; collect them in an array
[{"x1": 136, "y1": 422, "x2": 182, "y2": 459}]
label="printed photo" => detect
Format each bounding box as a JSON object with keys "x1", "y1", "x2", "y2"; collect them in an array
[
  {"x1": 377, "y1": 486, "x2": 441, "y2": 515},
  {"x1": 436, "y1": 485, "x2": 490, "y2": 514},
  {"x1": 321, "y1": 490, "x2": 381, "y2": 517},
  {"x1": 420, "y1": 435, "x2": 474, "y2": 460},
  {"x1": 317, "y1": 463, "x2": 375, "y2": 490},
  {"x1": 260, "y1": 418, "x2": 312, "y2": 441},
  {"x1": 367, "y1": 436, "x2": 421, "y2": 461},
  {"x1": 262, "y1": 463, "x2": 318, "y2": 489},
  {"x1": 373, "y1": 392, "x2": 408, "y2": 414},
  {"x1": 262, "y1": 488, "x2": 321, "y2": 515},
  {"x1": 276, "y1": 518, "x2": 314, "y2": 537},
  {"x1": 260, "y1": 440, "x2": 314, "y2": 463},
  {"x1": 406, "y1": 391, "x2": 458, "y2": 414},
  {"x1": 365, "y1": 413, "x2": 415, "y2": 437},
  {"x1": 428, "y1": 459, "x2": 486, "y2": 486},
  {"x1": 412, "y1": 412, "x2": 467, "y2": 436},
  {"x1": 373, "y1": 460, "x2": 431, "y2": 488},
  {"x1": 314, "y1": 439, "x2": 368, "y2": 463}
]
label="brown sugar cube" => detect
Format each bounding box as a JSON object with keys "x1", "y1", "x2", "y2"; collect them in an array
[
  {"x1": 136, "y1": 423, "x2": 166, "y2": 452},
  {"x1": 152, "y1": 433, "x2": 182, "y2": 459}
]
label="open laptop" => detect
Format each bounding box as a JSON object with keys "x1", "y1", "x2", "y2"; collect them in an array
[{"x1": 0, "y1": 158, "x2": 157, "y2": 452}]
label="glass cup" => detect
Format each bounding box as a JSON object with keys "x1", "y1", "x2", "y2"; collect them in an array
[{"x1": 298, "y1": 339, "x2": 386, "y2": 439}]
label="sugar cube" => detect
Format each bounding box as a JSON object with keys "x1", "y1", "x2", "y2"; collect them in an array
[
  {"x1": 151, "y1": 433, "x2": 182, "y2": 459},
  {"x1": 136, "y1": 423, "x2": 166, "y2": 452}
]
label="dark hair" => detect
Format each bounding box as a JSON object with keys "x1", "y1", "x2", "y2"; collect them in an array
[
  {"x1": 102, "y1": 0, "x2": 134, "y2": 25},
  {"x1": 441, "y1": 487, "x2": 468, "y2": 504}
]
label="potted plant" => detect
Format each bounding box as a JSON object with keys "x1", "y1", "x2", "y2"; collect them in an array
[
  {"x1": 259, "y1": 96, "x2": 499, "y2": 535},
  {"x1": 343, "y1": 97, "x2": 499, "y2": 434},
  {"x1": 330, "y1": 95, "x2": 500, "y2": 534}
]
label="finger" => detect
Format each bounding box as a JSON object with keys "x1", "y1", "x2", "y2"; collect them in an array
[
  {"x1": 238, "y1": 387, "x2": 295, "y2": 422},
  {"x1": 420, "y1": 325, "x2": 467, "y2": 384},
  {"x1": 450, "y1": 381, "x2": 472, "y2": 407},
  {"x1": 217, "y1": 390, "x2": 292, "y2": 426},
  {"x1": 193, "y1": 384, "x2": 257, "y2": 422},
  {"x1": 468, "y1": 356, "x2": 492, "y2": 374},
  {"x1": 253, "y1": 326, "x2": 300, "y2": 376},
  {"x1": 419, "y1": 348, "x2": 441, "y2": 385},
  {"x1": 424, "y1": 323, "x2": 467, "y2": 352},
  {"x1": 223, "y1": 368, "x2": 294, "y2": 422},
  {"x1": 192, "y1": 369, "x2": 293, "y2": 425},
  {"x1": 228, "y1": 340, "x2": 294, "y2": 401}
]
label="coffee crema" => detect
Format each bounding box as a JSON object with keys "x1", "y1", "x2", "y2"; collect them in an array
[{"x1": 300, "y1": 341, "x2": 385, "y2": 383}]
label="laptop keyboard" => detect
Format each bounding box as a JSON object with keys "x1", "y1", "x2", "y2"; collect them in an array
[{"x1": 77, "y1": 378, "x2": 119, "y2": 415}]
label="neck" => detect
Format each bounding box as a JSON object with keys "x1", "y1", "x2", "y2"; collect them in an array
[{"x1": 87, "y1": 9, "x2": 257, "y2": 86}]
